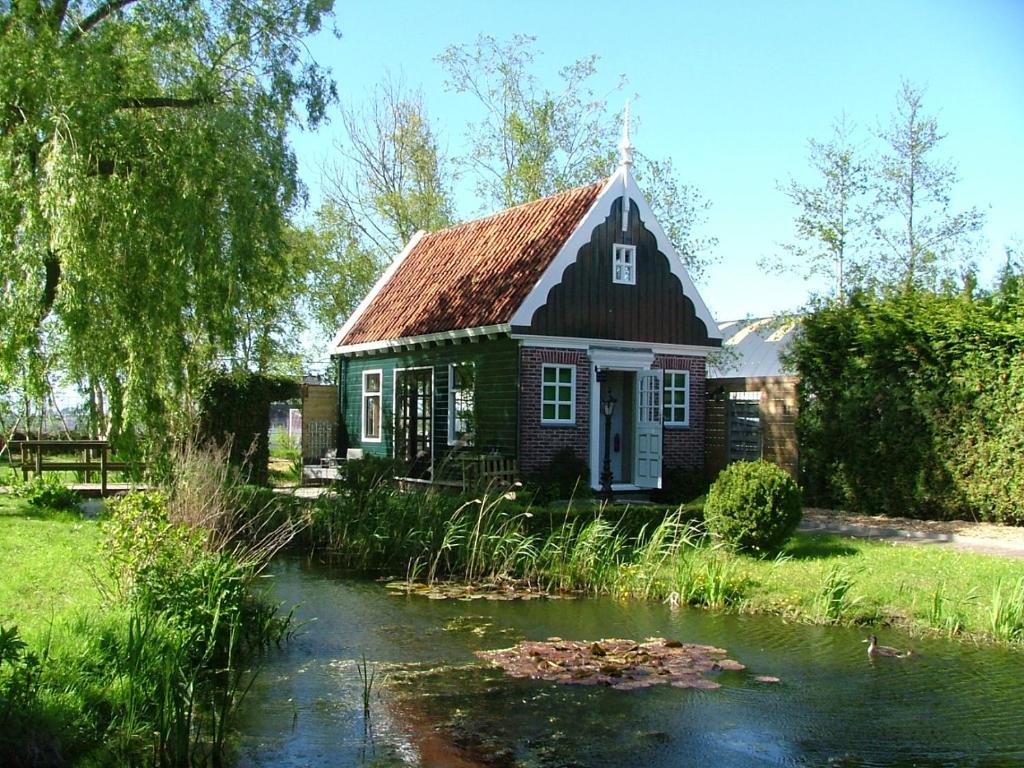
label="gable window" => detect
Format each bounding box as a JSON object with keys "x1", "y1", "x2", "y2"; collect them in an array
[
  {"x1": 541, "y1": 364, "x2": 575, "y2": 424},
  {"x1": 663, "y1": 370, "x2": 690, "y2": 426},
  {"x1": 612, "y1": 243, "x2": 636, "y2": 285},
  {"x1": 362, "y1": 370, "x2": 382, "y2": 442},
  {"x1": 448, "y1": 363, "x2": 475, "y2": 446}
]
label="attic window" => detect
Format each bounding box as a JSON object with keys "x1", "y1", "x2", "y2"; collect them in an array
[{"x1": 612, "y1": 244, "x2": 636, "y2": 285}]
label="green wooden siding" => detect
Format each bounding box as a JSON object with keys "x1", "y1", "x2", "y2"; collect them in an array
[{"x1": 337, "y1": 337, "x2": 520, "y2": 462}]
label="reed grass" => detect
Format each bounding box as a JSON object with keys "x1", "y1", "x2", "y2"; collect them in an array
[
  {"x1": 815, "y1": 565, "x2": 860, "y2": 624},
  {"x1": 989, "y1": 577, "x2": 1024, "y2": 642},
  {"x1": 0, "y1": 439, "x2": 297, "y2": 766}
]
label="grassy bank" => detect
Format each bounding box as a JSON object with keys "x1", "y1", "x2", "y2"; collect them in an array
[
  {"x1": 306, "y1": 482, "x2": 1024, "y2": 645},
  {"x1": 725, "y1": 533, "x2": 1023, "y2": 640},
  {"x1": 1, "y1": 455, "x2": 297, "y2": 767}
]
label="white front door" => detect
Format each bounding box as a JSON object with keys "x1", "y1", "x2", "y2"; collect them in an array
[{"x1": 634, "y1": 370, "x2": 663, "y2": 489}]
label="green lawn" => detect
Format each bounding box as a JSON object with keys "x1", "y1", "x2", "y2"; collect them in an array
[
  {"x1": 732, "y1": 532, "x2": 1024, "y2": 639},
  {"x1": 0, "y1": 495, "x2": 105, "y2": 638}
]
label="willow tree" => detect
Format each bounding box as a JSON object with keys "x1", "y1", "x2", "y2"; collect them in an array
[{"x1": 0, "y1": 0, "x2": 335, "y2": 441}]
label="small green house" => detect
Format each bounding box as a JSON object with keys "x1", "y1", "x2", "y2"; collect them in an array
[{"x1": 330, "y1": 131, "x2": 722, "y2": 491}]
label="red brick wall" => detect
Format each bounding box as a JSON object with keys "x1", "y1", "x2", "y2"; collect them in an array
[
  {"x1": 518, "y1": 348, "x2": 591, "y2": 475},
  {"x1": 654, "y1": 354, "x2": 706, "y2": 471},
  {"x1": 517, "y1": 348, "x2": 708, "y2": 477}
]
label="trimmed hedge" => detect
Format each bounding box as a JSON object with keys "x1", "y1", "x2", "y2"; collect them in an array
[
  {"x1": 198, "y1": 373, "x2": 299, "y2": 486},
  {"x1": 791, "y1": 273, "x2": 1024, "y2": 523},
  {"x1": 704, "y1": 460, "x2": 803, "y2": 556}
]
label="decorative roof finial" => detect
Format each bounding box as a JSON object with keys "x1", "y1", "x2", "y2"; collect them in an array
[{"x1": 618, "y1": 101, "x2": 634, "y2": 169}]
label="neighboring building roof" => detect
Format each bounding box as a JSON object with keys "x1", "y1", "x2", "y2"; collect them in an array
[
  {"x1": 708, "y1": 316, "x2": 801, "y2": 379},
  {"x1": 336, "y1": 181, "x2": 604, "y2": 347}
]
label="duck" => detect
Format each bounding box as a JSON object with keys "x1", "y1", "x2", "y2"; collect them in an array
[{"x1": 863, "y1": 634, "x2": 912, "y2": 659}]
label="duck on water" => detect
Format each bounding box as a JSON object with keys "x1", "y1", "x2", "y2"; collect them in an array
[{"x1": 864, "y1": 635, "x2": 913, "y2": 659}]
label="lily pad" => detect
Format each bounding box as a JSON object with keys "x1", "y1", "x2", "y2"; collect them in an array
[
  {"x1": 385, "y1": 580, "x2": 555, "y2": 602},
  {"x1": 476, "y1": 637, "x2": 772, "y2": 691}
]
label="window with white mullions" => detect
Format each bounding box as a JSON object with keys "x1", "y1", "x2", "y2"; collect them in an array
[
  {"x1": 448, "y1": 363, "x2": 475, "y2": 446},
  {"x1": 663, "y1": 370, "x2": 690, "y2": 426},
  {"x1": 541, "y1": 364, "x2": 575, "y2": 424},
  {"x1": 612, "y1": 243, "x2": 636, "y2": 285}
]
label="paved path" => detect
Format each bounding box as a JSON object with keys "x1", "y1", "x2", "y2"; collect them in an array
[{"x1": 799, "y1": 510, "x2": 1024, "y2": 559}]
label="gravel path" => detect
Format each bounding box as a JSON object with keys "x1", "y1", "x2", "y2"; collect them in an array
[{"x1": 800, "y1": 508, "x2": 1024, "y2": 559}]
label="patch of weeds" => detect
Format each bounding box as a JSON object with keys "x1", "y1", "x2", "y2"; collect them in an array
[
  {"x1": 989, "y1": 577, "x2": 1024, "y2": 642},
  {"x1": 815, "y1": 565, "x2": 860, "y2": 624},
  {"x1": 14, "y1": 475, "x2": 82, "y2": 511},
  {"x1": 926, "y1": 583, "x2": 976, "y2": 638}
]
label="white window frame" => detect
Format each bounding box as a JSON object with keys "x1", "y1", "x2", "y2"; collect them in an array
[
  {"x1": 361, "y1": 369, "x2": 383, "y2": 443},
  {"x1": 447, "y1": 362, "x2": 475, "y2": 446},
  {"x1": 612, "y1": 243, "x2": 637, "y2": 285},
  {"x1": 663, "y1": 370, "x2": 690, "y2": 427},
  {"x1": 541, "y1": 364, "x2": 576, "y2": 424}
]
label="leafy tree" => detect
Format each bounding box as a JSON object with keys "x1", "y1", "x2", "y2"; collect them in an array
[
  {"x1": 633, "y1": 153, "x2": 717, "y2": 283},
  {"x1": 0, "y1": 0, "x2": 335, "y2": 441},
  {"x1": 771, "y1": 116, "x2": 870, "y2": 301},
  {"x1": 322, "y1": 76, "x2": 453, "y2": 258},
  {"x1": 437, "y1": 34, "x2": 716, "y2": 279},
  {"x1": 437, "y1": 33, "x2": 618, "y2": 210},
  {"x1": 870, "y1": 81, "x2": 984, "y2": 290},
  {"x1": 294, "y1": 208, "x2": 383, "y2": 346}
]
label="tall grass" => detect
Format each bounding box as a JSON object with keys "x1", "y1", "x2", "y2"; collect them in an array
[
  {"x1": 307, "y1": 477, "x2": 746, "y2": 606},
  {"x1": 815, "y1": 565, "x2": 859, "y2": 624},
  {"x1": 1, "y1": 439, "x2": 297, "y2": 766},
  {"x1": 989, "y1": 577, "x2": 1024, "y2": 642}
]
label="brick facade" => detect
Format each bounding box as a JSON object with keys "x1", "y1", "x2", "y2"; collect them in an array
[
  {"x1": 518, "y1": 348, "x2": 591, "y2": 475},
  {"x1": 518, "y1": 347, "x2": 708, "y2": 479},
  {"x1": 654, "y1": 354, "x2": 707, "y2": 471}
]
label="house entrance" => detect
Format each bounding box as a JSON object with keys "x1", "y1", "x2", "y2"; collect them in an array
[
  {"x1": 599, "y1": 371, "x2": 634, "y2": 484},
  {"x1": 395, "y1": 368, "x2": 432, "y2": 479},
  {"x1": 596, "y1": 367, "x2": 663, "y2": 490}
]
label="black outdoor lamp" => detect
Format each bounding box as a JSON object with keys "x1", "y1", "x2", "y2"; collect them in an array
[{"x1": 600, "y1": 388, "x2": 617, "y2": 501}]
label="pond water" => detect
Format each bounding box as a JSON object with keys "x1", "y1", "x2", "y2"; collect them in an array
[{"x1": 235, "y1": 555, "x2": 1024, "y2": 767}]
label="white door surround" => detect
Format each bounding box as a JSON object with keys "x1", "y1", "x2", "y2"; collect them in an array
[{"x1": 588, "y1": 347, "x2": 661, "y2": 491}]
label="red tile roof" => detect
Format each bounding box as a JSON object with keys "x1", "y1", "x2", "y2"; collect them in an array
[{"x1": 339, "y1": 181, "x2": 605, "y2": 346}]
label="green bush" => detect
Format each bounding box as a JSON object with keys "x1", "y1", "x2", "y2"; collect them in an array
[
  {"x1": 14, "y1": 475, "x2": 81, "y2": 511},
  {"x1": 524, "y1": 448, "x2": 590, "y2": 505},
  {"x1": 704, "y1": 460, "x2": 803, "y2": 556},
  {"x1": 654, "y1": 466, "x2": 710, "y2": 504},
  {"x1": 792, "y1": 276, "x2": 1024, "y2": 522}
]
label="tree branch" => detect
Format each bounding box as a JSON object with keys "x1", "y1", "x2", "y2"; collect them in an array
[
  {"x1": 51, "y1": 0, "x2": 71, "y2": 32},
  {"x1": 118, "y1": 95, "x2": 214, "y2": 110},
  {"x1": 66, "y1": 0, "x2": 142, "y2": 44}
]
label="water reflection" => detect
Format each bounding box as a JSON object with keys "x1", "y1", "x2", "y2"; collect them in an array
[{"x1": 234, "y1": 555, "x2": 1024, "y2": 767}]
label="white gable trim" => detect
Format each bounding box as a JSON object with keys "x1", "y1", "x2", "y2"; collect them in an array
[
  {"x1": 509, "y1": 167, "x2": 721, "y2": 340},
  {"x1": 334, "y1": 324, "x2": 510, "y2": 357},
  {"x1": 512, "y1": 333, "x2": 716, "y2": 358},
  {"x1": 328, "y1": 230, "x2": 426, "y2": 354}
]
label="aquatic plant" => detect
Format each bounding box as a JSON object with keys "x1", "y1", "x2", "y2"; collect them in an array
[
  {"x1": 670, "y1": 550, "x2": 749, "y2": 610},
  {"x1": 815, "y1": 565, "x2": 860, "y2": 624},
  {"x1": 926, "y1": 583, "x2": 975, "y2": 638},
  {"x1": 356, "y1": 653, "x2": 377, "y2": 720},
  {"x1": 989, "y1": 577, "x2": 1024, "y2": 642},
  {"x1": 476, "y1": 637, "x2": 773, "y2": 691}
]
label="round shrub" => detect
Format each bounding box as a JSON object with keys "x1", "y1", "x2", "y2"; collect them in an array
[{"x1": 704, "y1": 460, "x2": 803, "y2": 556}]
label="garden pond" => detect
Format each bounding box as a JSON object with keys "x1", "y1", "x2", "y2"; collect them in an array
[{"x1": 234, "y1": 555, "x2": 1024, "y2": 767}]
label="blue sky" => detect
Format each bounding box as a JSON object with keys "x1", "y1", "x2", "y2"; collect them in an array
[{"x1": 291, "y1": 0, "x2": 1024, "y2": 323}]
